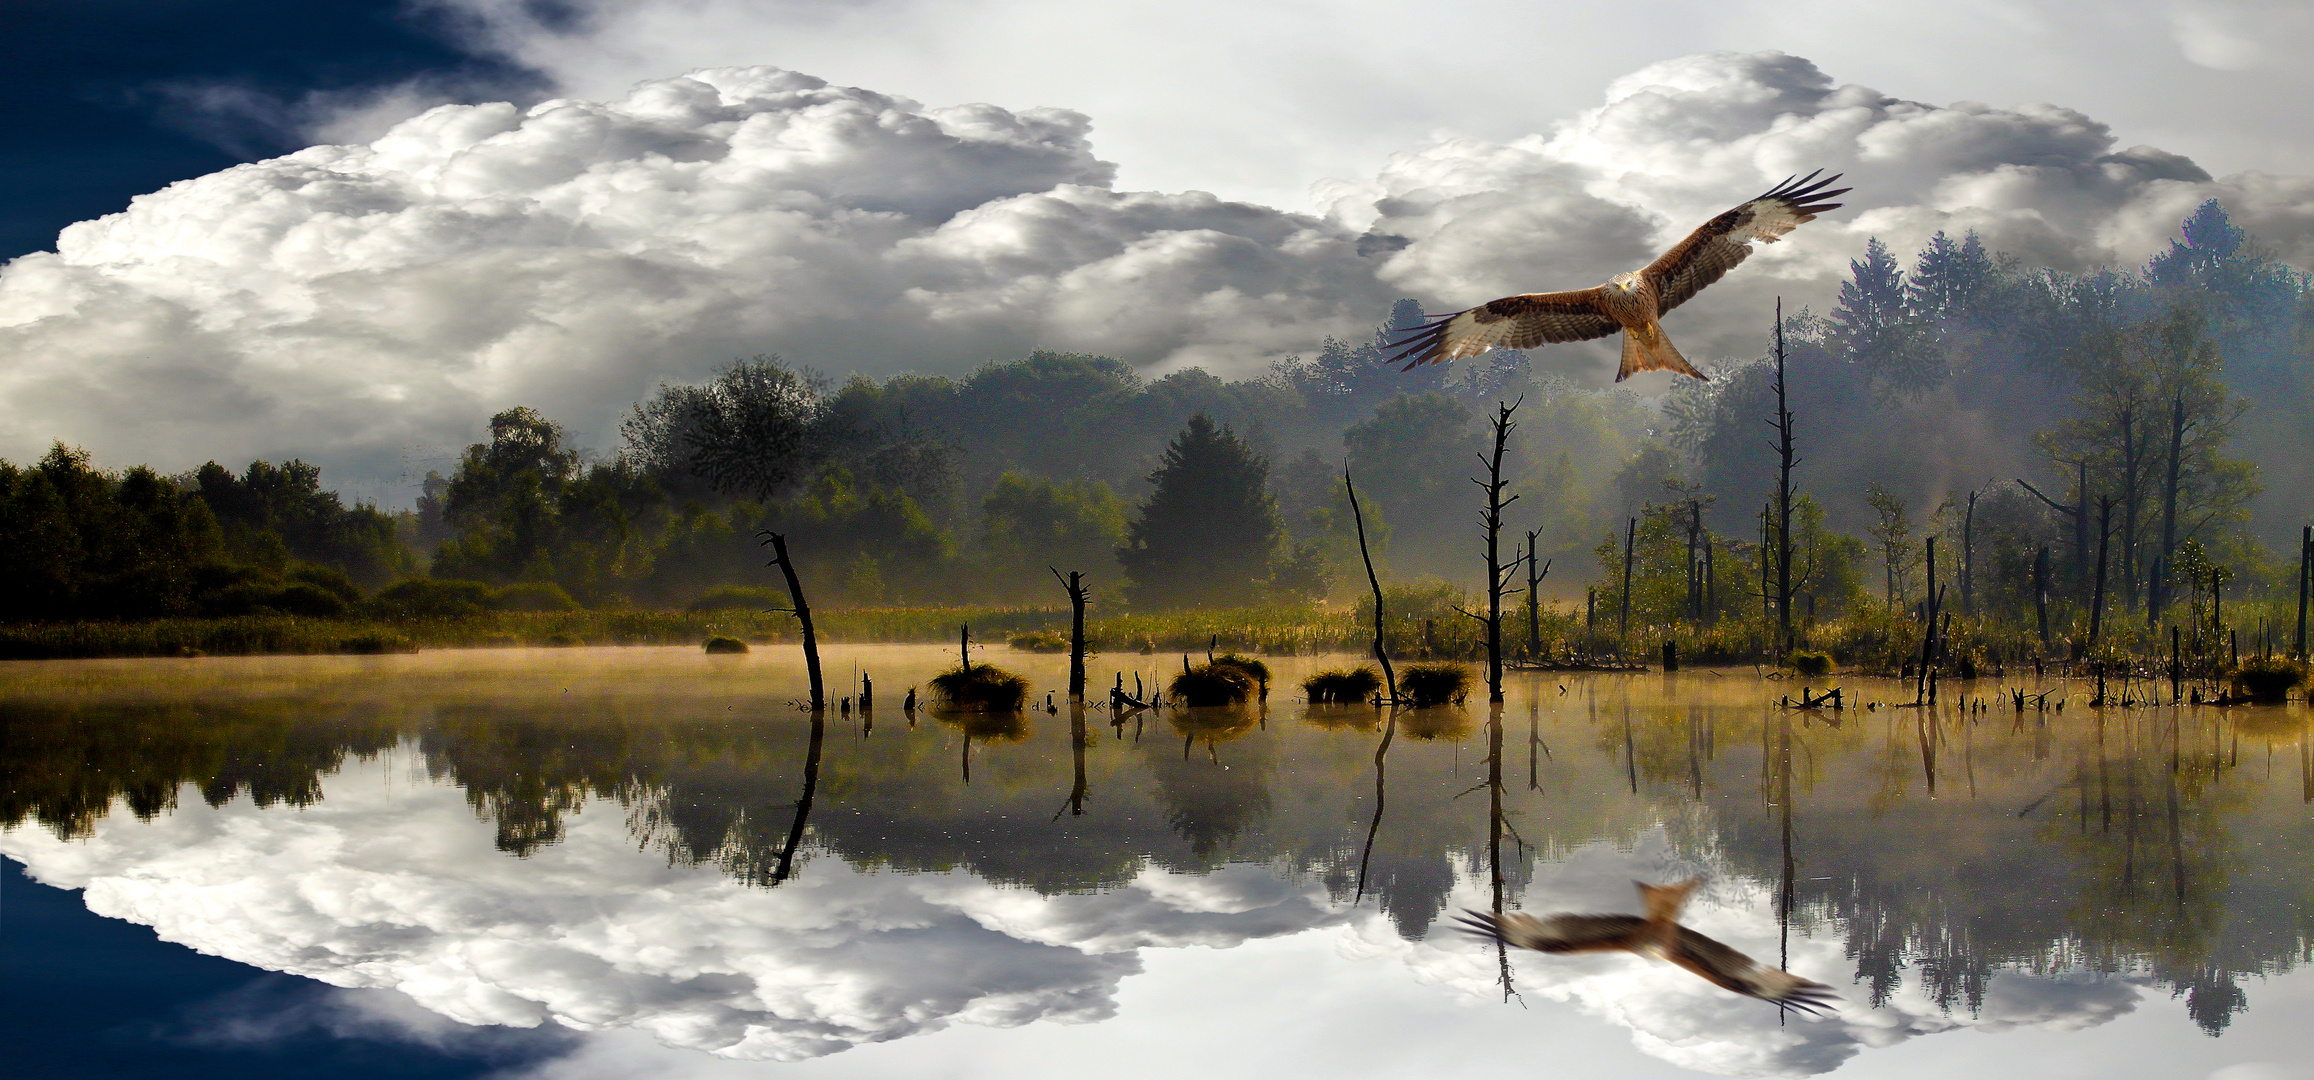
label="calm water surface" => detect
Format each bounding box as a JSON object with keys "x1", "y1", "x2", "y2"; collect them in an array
[{"x1": 4, "y1": 645, "x2": 2310, "y2": 1079}]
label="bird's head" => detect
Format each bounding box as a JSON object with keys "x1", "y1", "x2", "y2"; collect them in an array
[{"x1": 1609, "y1": 271, "x2": 1643, "y2": 293}]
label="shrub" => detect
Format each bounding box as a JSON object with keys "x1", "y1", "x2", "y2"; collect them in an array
[
  {"x1": 367, "y1": 578, "x2": 493, "y2": 618},
  {"x1": 493, "y1": 581, "x2": 580, "y2": 612},
  {"x1": 1786, "y1": 649, "x2": 1834, "y2": 677},
  {"x1": 1303, "y1": 666, "x2": 1381, "y2": 704},
  {"x1": 688, "y1": 585, "x2": 787, "y2": 613},
  {"x1": 267, "y1": 582, "x2": 351, "y2": 618},
  {"x1": 1400, "y1": 662, "x2": 1472, "y2": 707},
  {"x1": 2230, "y1": 657, "x2": 2308, "y2": 702},
  {"x1": 703, "y1": 636, "x2": 749, "y2": 654},
  {"x1": 931, "y1": 663, "x2": 1031, "y2": 710},
  {"x1": 287, "y1": 563, "x2": 362, "y2": 603},
  {"x1": 1170, "y1": 662, "x2": 1256, "y2": 706},
  {"x1": 1009, "y1": 630, "x2": 1069, "y2": 652}
]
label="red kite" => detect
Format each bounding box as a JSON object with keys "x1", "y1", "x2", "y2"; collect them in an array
[
  {"x1": 1389, "y1": 172, "x2": 1849, "y2": 381},
  {"x1": 1457, "y1": 878, "x2": 1840, "y2": 1015}
]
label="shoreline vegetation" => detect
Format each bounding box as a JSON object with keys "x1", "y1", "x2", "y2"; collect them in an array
[{"x1": 7, "y1": 596, "x2": 2303, "y2": 692}]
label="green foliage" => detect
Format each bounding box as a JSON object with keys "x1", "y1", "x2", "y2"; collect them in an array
[
  {"x1": 930, "y1": 663, "x2": 1031, "y2": 710},
  {"x1": 367, "y1": 578, "x2": 495, "y2": 618},
  {"x1": 191, "y1": 459, "x2": 410, "y2": 585},
  {"x1": 1302, "y1": 666, "x2": 1380, "y2": 704},
  {"x1": 980, "y1": 472, "x2": 1127, "y2": 600},
  {"x1": 1118, "y1": 415, "x2": 1283, "y2": 608},
  {"x1": 1399, "y1": 663, "x2": 1473, "y2": 707},
  {"x1": 1343, "y1": 393, "x2": 1480, "y2": 578},
  {"x1": 1169, "y1": 662, "x2": 1255, "y2": 706},
  {"x1": 687, "y1": 584, "x2": 786, "y2": 612},
  {"x1": 1786, "y1": 649, "x2": 1834, "y2": 676},
  {"x1": 493, "y1": 581, "x2": 581, "y2": 612},
  {"x1": 0, "y1": 445, "x2": 226, "y2": 620}
]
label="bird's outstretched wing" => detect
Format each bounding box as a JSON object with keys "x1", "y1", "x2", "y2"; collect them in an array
[
  {"x1": 1642, "y1": 171, "x2": 1849, "y2": 314},
  {"x1": 1387, "y1": 290, "x2": 1620, "y2": 370},
  {"x1": 1667, "y1": 926, "x2": 1842, "y2": 1016},
  {"x1": 1454, "y1": 910, "x2": 1649, "y2": 954}
]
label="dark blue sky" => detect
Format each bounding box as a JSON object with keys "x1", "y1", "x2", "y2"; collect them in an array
[
  {"x1": 0, "y1": 0, "x2": 543, "y2": 260},
  {"x1": 3, "y1": 858, "x2": 577, "y2": 1078}
]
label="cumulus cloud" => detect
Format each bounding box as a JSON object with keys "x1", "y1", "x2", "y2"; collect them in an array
[
  {"x1": 5, "y1": 51, "x2": 2312, "y2": 489},
  {"x1": 0, "y1": 761, "x2": 1347, "y2": 1062}
]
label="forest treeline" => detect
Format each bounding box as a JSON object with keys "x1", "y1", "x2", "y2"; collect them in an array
[{"x1": 2, "y1": 201, "x2": 2308, "y2": 655}]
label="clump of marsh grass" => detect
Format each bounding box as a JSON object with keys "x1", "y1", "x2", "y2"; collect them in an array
[
  {"x1": 1303, "y1": 666, "x2": 1381, "y2": 704},
  {"x1": 703, "y1": 636, "x2": 749, "y2": 654},
  {"x1": 2230, "y1": 657, "x2": 2308, "y2": 702},
  {"x1": 1170, "y1": 662, "x2": 1256, "y2": 706},
  {"x1": 1785, "y1": 649, "x2": 1833, "y2": 677},
  {"x1": 931, "y1": 662, "x2": 1031, "y2": 710},
  {"x1": 1400, "y1": 662, "x2": 1473, "y2": 707},
  {"x1": 338, "y1": 630, "x2": 416, "y2": 654},
  {"x1": 1210, "y1": 653, "x2": 1270, "y2": 697}
]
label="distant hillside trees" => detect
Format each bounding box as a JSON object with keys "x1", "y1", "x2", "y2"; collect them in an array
[{"x1": 1118, "y1": 415, "x2": 1287, "y2": 608}]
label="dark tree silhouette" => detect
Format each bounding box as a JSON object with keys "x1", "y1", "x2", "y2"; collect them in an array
[{"x1": 1118, "y1": 415, "x2": 1282, "y2": 608}]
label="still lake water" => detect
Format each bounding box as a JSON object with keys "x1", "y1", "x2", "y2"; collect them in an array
[{"x1": 3, "y1": 645, "x2": 2309, "y2": 1079}]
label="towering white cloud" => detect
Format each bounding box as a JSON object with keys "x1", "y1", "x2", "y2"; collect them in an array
[{"x1": 3, "y1": 53, "x2": 2307, "y2": 488}]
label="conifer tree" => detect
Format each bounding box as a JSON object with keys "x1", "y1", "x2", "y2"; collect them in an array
[{"x1": 1118, "y1": 414, "x2": 1283, "y2": 608}]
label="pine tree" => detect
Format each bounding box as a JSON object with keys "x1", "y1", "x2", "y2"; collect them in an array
[
  {"x1": 1118, "y1": 414, "x2": 1283, "y2": 608},
  {"x1": 1834, "y1": 237, "x2": 1937, "y2": 395},
  {"x1": 1907, "y1": 229, "x2": 1995, "y2": 320}
]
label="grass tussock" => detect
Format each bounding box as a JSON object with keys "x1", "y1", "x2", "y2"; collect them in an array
[
  {"x1": 1209, "y1": 652, "x2": 1270, "y2": 686},
  {"x1": 1785, "y1": 649, "x2": 1834, "y2": 677},
  {"x1": 1170, "y1": 663, "x2": 1255, "y2": 706},
  {"x1": 702, "y1": 636, "x2": 749, "y2": 654},
  {"x1": 2230, "y1": 657, "x2": 2308, "y2": 701},
  {"x1": 1400, "y1": 662, "x2": 1473, "y2": 707},
  {"x1": 1302, "y1": 666, "x2": 1380, "y2": 704},
  {"x1": 930, "y1": 662, "x2": 1031, "y2": 710}
]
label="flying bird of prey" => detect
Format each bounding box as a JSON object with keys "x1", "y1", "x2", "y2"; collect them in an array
[
  {"x1": 1388, "y1": 172, "x2": 1849, "y2": 381},
  {"x1": 1456, "y1": 878, "x2": 1840, "y2": 1015}
]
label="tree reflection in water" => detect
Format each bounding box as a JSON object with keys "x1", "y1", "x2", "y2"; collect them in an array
[{"x1": 3, "y1": 654, "x2": 2308, "y2": 1040}]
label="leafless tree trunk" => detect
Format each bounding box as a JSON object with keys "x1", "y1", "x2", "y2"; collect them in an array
[
  {"x1": 1476, "y1": 400, "x2": 1522, "y2": 703},
  {"x1": 2087, "y1": 496, "x2": 2113, "y2": 654},
  {"x1": 1524, "y1": 529, "x2": 1547, "y2": 658},
  {"x1": 1052, "y1": 567, "x2": 1089, "y2": 699},
  {"x1": 1345, "y1": 468, "x2": 1397, "y2": 706},
  {"x1": 1771, "y1": 298, "x2": 1799, "y2": 657},
  {"x1": 1619, "y1": 515, "x2": 1636, "y2": 652},
  {"x1": 759, "y1": 530, "x2": 824, "y2": 710}
]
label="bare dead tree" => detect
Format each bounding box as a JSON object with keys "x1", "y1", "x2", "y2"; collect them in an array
[
  {"x1": 1769, "y1": 298, "x2": 1799, "y2": 657},
  {"x1": 1525, "y1": 529, "x2": 1549, "y2": 659},
  {"x1": 1473, "y1": 400, "x2": 1523, "y2": 703},
  {"x1": 1344, "y1": 467, "x2": 1399, "y2": 706},
  {"x1": 1619, "y1": 515, "x2": 1636, "y2": 651},
  {"x1": 1051, "y1": 567, "x2": 1089, "y2": 700},
  {"x1": 758, "y1": 530, "x2": 824, "y2": 710},
  {"x1": 2087, "y1": 496, "x2": 2114, "y2": 654}
]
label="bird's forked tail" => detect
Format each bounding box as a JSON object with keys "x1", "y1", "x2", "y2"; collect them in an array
[
  {"x1": 1633, "y1": 876, "x2": 1705, "y2": 956},
  {"x1": 1617, "y1": 323, "x2": 1708, "y2": 382}
]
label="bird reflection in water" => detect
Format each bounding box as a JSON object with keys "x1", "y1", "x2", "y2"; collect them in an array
[{"x1": 1459, "y1": 878, "x2": 1840, "y2": 1016}]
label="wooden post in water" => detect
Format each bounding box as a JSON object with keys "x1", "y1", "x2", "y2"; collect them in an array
[
  {"x1": 960, "y1": 622, "x2": 971, "y2": 671},
  {"x1": 759, "y1": 530, "x2": 824, "y2": 711}
]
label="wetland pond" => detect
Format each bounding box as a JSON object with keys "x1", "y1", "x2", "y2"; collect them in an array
[{"x1": 4, "y1": 645, "x2": 2310, "y2": 1079}]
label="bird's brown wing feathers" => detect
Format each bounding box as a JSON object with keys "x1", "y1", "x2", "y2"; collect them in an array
[
  {"x1": 1666, "y1": 927, "x2": 1841, "y2": 1016},
  {"x1": 1454, "y1": 910, "x2": 1649, "y2": 954},
  {"x1": 1387, "y1": 290, "x2": 1621, "y2": 369},
  {"x1": 1642, "y1": 171, "x2": 1849, "y2": 314}
]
